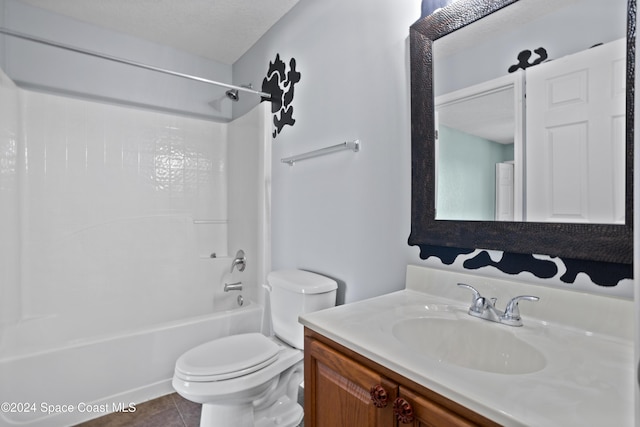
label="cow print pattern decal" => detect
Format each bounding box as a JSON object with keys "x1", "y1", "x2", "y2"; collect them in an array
[
  {"x1": 508, "y1": 47, "x2": 548, "y2": 73},
  {"x1": 262, "y1": 54, "x2": 301, "y2": 138},
  {"x1": 463, "y1": 251, "x2": 558, "y2": 278},
  {"x1": 417, "y1": 245, "x2": 632, "y2": 287}
]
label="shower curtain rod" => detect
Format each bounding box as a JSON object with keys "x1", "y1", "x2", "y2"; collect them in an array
[{"x1": 0, "y1": 27, "x2": 272, "y2": 99}]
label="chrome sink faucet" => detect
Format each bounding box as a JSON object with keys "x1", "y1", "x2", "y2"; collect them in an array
[{"x1": 457, "y1": 283, "x2": 539, "y2": 327}]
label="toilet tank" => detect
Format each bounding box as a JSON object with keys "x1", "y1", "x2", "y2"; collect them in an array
[{"x1": 267, "y1": 270, "x2": 337, "y2": 349}]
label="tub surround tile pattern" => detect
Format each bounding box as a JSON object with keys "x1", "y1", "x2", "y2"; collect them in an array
[
  {"x1": 1, "y1": 75, "x2": 232, "y2": 357},
  {"x1": 21, "y1": 88, "x2": 227, "y2": 228}
]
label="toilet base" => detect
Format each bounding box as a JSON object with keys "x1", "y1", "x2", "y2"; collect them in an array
[
  {"x1": 201, "y1": 402, "x2": 255, "y2": 427},
  {"x1": 255, "y1": 395, "x2": 303, "y2": 427},
  {"x1": 199, "y1": 396, "x2": 302, "y2": 427},
  {"x1": 196, "y1": 360, "x2": 304, "y2": 427}
]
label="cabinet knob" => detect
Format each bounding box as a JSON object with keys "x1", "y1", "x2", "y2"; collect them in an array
[
  {"x1": 369, "y1": 384, "x2": 389, "y2": 408},
  {"x1": 393, "y1": 397, "x2": 414, "y2": 424}
]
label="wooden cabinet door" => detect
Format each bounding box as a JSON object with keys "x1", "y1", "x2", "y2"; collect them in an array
[
  {"x1": 305, "y1": 337, "x2": 397, "y2": 427},
  {"x1": 395, "y1": 386, "x2": 478, "y2": 427}
]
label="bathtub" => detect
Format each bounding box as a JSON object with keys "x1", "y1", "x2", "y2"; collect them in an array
[{"x1": 0, "y1": 295, "x2": 263, "y2": 427}]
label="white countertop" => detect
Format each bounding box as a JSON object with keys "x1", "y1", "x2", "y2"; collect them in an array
[{"x1": 299, "y1": 265, "x2": 634, "y2": 426}]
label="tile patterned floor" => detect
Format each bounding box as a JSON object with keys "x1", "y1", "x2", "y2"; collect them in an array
[
  {"x1": 75, "y1": 388, "x2": 305, "y2": 427},
  {"x1": 75, "y1": 393, "x2": 200, "y2": 427}
]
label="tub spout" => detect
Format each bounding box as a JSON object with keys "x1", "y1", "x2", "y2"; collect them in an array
[{"x1": 224, "y1": 281, "x2": 243, "y2": 292}]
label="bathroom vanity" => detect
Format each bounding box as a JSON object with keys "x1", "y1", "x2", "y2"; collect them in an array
[
  {"x1": 304, "y1": 328, "x2": 498, "y2": 426},
  {"x1": 299, "y1": 265, "x2": 634, "y2": 426}
]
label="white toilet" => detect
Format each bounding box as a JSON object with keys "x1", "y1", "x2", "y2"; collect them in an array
[{"x1": 172, "y1": 269, "x2": 338, "y2": 427}]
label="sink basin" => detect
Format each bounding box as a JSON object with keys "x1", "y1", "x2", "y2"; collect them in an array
[{"x1": 392, "y1": 317, "x2": 546, "y2": 374}]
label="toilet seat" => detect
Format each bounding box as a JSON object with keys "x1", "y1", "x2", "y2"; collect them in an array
[{"x1": 175, "y1": 333, "x2": 282, "y2": 382}]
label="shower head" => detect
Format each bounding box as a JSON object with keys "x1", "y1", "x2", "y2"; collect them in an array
[
  {"x1": 225, "y1": 84, "x2": 253, "y2": 102},
  {"x1": 225, "y1": 89, "x2": 239, "y2": 102}
]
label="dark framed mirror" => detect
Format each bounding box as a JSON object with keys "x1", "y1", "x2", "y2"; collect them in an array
[{"x1": 409, "y1": 0, "x2": 634, "y2": 264}]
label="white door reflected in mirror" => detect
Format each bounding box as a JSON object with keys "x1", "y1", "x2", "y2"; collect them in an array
[
  {"x1": 435, "y1": 39, "x2": 625, "y2": 224},
  {"x1": 432, "y1": 0, "x2": 627, "y2": 224}
]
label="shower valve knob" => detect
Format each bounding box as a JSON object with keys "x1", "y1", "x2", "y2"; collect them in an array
[{"x1": 230, "y1": 249, "x2": 246, "y2": 273}]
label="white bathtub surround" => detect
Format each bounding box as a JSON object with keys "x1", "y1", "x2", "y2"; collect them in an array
[
  {"x1": 0, "y1": 64, "x2": 272, "y2": 426},
  {"x1": 8, "y1": 87, "x2": 230, "y2": 351},
  {"x1": 227, "y1": 102, "x2": 272, "y2": 309},
  {"x1": 0, "y1": 303, "x2": 262, "y2": 427},
  {"x1": 0, "y1": 68, "x2": 21, "y2": 327},
  {"x1": 300, "y1": 265, "x2": 634, "y2": 426}
]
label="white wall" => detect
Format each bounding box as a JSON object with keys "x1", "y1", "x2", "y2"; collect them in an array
[
  {"x1": 233, "y1": 0, "x2": 421, "y2": 303},
  {"x1": 234, "y1": 0, "x2": 634, "y2": 302},
  {"x1": 0, "y1": 0, "x2": 233, "y2": 121}
]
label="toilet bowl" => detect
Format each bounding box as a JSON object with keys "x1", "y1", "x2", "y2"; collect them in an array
[
  {"x1": 173, "y1": 333, "x2": 304, "y2": 426},
  {"x1": 172, "y1": 270, "x2": 338, "y2": 427}
]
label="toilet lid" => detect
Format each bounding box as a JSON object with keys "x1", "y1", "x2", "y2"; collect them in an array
[{"x1": 175, "y1": 333, "x2": 282, "y2": 382}]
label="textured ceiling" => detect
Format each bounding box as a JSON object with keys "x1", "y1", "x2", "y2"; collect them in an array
[{"x1": 17, "y1": 0, "x2": 299, "y2": 64}]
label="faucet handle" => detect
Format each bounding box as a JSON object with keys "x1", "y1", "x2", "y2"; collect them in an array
[
  {"x1": 501, "y1": 295, "x2": 539, "y2": 326},
  {"x1": 457, "y1": 283, "x2": 480, "y2": 298},
  {"x1": 457, "y1": 283, "x2": 485, "y2": 315},
  {"x1": 230, "y1": 249, "x2": 246, "y2": 273}
]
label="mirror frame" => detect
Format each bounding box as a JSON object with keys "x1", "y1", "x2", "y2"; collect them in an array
[{"x1": 408, "y1": 0, "x2": 635, "y2": 264}]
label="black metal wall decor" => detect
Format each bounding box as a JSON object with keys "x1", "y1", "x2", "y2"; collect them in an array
[
  {"x1": 508, "y1": 47, "x2": 548, "y2": 72},
  {"x1": 262, "y1": 54, "x2": 301, "y2": 138}
]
